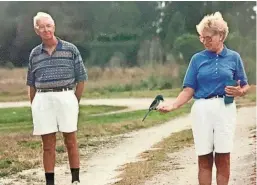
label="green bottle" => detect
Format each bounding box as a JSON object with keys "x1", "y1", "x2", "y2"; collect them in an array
[{"x1": 224, "y1": 80, "x2": 237, "y2": 105}]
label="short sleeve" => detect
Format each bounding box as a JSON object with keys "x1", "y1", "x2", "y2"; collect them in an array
[
  {"x1": 26, "y1": 53, "x2": 35, "y2": 87},
  {"x1": 182, "y1": 55, "x2": 197, "y2": 90},
  {"x1": 74, "y1": 46, "x2": 88, "y2": 83},
  {"x1": 234, "y1": 53, "x2": 248, "y2": 87}
]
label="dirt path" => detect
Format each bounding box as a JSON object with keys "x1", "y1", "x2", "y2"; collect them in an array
[
  {"x1": 144, "y1": 106, "x2": 256, "y2": 185},
  {"x1": 0, "y1": 99, "x2": 255, "y2": 185}
]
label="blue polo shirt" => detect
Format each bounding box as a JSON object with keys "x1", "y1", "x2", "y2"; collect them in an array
[
  {"x1": 183, "y1": 46, "x2": 248, "y2": 99},
  {"x1": 26, "y1": 38, "x2": 88, "y2": 89}
]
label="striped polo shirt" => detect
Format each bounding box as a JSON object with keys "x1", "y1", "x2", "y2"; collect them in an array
[{"x1": 26, "y1": 38, "x2": 88, "y2": 89}]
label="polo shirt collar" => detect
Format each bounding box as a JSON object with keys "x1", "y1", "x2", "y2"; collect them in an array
[
  {"x1": 204, "y1": 45, "x2": 228, "y2": 58},
  {"x1": 40, "y1": 37, "x2": 62, "y2": 53}
]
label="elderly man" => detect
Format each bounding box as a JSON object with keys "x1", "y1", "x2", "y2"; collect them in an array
[{"x1": 26, "y1": 12, "x2": 87, "y2": 185}]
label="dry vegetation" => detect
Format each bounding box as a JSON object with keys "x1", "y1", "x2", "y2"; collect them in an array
[
  {"x1": 0, "y1": 68, "x2": 28, "y2": 99},
  {"x1": 114, "y1": 129, "x2": 194, "y2": 185},
  {"x1": 87, "y1": 64, "x2": 180, "y2": 89},
  {"x1": 0, "y1": 64, "x2": 181, "y2": 101},
  {"x1": 0, "y1": 65, "x2": 255, "y2": 101}
]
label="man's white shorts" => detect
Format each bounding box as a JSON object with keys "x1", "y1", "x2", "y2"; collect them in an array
[
  {"x1": 190, "y1": 98, "x2": 237, "y2": 156},
  {"x1": 31, "y1": 90, "x2": 79, "y2": 135}
]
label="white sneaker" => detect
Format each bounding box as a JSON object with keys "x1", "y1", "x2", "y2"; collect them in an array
[{"x1": 72, "y1": 181, "x2": 80, "y2": 185}]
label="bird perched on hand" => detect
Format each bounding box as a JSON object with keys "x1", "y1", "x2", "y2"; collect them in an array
[{"x1": 142, "y1": 95, "x2": 164, "y2": 122}]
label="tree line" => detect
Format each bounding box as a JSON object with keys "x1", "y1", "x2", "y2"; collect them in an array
[{"x1": 0, "y1": 1, "x2": 255, "y2": 82}]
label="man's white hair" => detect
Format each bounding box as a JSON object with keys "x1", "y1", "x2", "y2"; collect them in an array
[
  {"x1": 33, "y1": 12, "x2": 55, "y2": 28},
  {"x1": 196, "y1": 12, "x2": 229, "y2": 40}
]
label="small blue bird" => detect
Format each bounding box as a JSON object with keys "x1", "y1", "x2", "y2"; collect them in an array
[{"x1": 142, "y1": 95, "x2": 164, "y2": 122}]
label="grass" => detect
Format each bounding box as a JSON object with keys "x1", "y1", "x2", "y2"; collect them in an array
[
  {"x1": 0, "y1": 105, "x2": 126, "y2": 133},
  {"x1": 0, "y1": 88, "x2": 181, "y2": 102},
  {"x1": 85, "y1": 88, "x2": 181, "y2": 99},
  {"x1": 0, "y1": 103, "x2": 191, "y2": 177},
  {"x1": 0, "y1": 87, "x2": 255, "y2": 178},
  {"x1": 17, "y1": 140, "x2": 41, "y2": 150},
  {"x1": 0, "y1": 65, "x2": 182, "y2": 101},
  {"x1": 77, "y1": 103, "x2": 192, "y2": 137},
  {"x1": 0, "y1": 88, "x2": 255, "y2": 178}
]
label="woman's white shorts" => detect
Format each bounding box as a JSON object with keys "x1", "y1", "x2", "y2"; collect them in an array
[
  {"x1": 31, "y1": 90, "x2": 79, "y2": 135},
  {"x1": 190, "y1": 97, "x2": 237, "y2": 156}
]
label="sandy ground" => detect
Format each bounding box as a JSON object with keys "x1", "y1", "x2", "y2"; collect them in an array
[{"x1": 0, "y1": 99, "x2": 255, "y2": 185}]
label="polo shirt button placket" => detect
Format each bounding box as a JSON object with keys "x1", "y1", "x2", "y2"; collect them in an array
[{"x1": 215, "y1": 55, "x2": 218, "y2": 74}]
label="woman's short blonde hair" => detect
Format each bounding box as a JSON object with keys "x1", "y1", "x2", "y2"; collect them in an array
[
  {"x1": 196, "y1": 12, "x2": 229, "y2": 40},
  {"x1": 33, "y1": 12, "x2": 55, "y2": 28}
]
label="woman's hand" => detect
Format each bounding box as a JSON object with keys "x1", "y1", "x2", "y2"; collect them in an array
[
  {"x1": 225, "y1": 80, "x2": 244, "y2": 97},
  {"x1": 157, "y1": 102, "x2": 177, "y2": 113},
  {"x1": 157, "y1": 87, "x2": 194, "y2": 113}
]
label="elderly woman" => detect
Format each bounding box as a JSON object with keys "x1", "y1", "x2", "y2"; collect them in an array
[{"x1": 157, "y1": 12, "x2": 249, "y2": 185}]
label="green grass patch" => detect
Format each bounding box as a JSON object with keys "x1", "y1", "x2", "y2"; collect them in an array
[
  {"x1": 0, "y1": 158, "x2": 12, "y2": 169},
  {"x1": 0, "y1": 159, "x2": 39, "y2": 177},
  {"x1": 79, "y1": 105, "x2": 126, "y2": 115},
  {"x1": 56, "y1": 145, "x2": 66, "y2": 153},
  {"x1": 0, "y1": 88, "x2": 181, "y2": 102},
  {"x1": 81, "y1": 103, "x2": 191, "y2": 125},
  {"x1": 0, "y1": 105, "x2": 126, "y2": 133},
  {"x1": 76, "y1": 103, "x2": 192, "y2": 138},
  {"x1": 17, "y1": 140, "x2": 41, "y2": 149},
  {"x1": 0, "y1": 107, "x2": 32, "y2": 124}
]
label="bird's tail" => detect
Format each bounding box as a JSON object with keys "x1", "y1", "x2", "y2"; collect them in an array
[{"x1": 142, "y1": 110, "x2": 151, "y2": 122}]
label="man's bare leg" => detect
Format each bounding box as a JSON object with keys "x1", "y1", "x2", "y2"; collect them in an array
[
  {"x1": 42, "y1": 133, "x2": 56, "y2": 185},
  {"x1": 63, "y1": 132, "x2": 80, "y2": 183}
]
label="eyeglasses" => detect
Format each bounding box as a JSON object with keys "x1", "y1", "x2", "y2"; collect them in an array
[
  {"x1": 199, "y1": 35, "x2": 214, "y2": 43},
  {"x1": 37, "y1": 24, "x2": 54, "y2": 32}
]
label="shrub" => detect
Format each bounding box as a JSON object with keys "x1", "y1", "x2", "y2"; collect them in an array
[{"x1": 172, "y1": 33, "x2": 203, "y2": 64}]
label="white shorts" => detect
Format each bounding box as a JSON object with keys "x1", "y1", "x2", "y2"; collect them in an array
[
  {"x1": 31, "y1": 90, "x2": 79, "y2": 135},
  {"x1": 190, "y1": 98, "x2": 237, "y2": 156}
]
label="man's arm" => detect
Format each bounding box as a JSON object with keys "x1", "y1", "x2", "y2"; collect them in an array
[
  {"x1": 73, "y1": 45, "x2": 88, "y2": 103},
  {"x1": 28, "y1": 86, "x2": 36, "y2": 104},
  {"x1": 75, "y1": 81, "x2": 85, "y2": 103}
]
